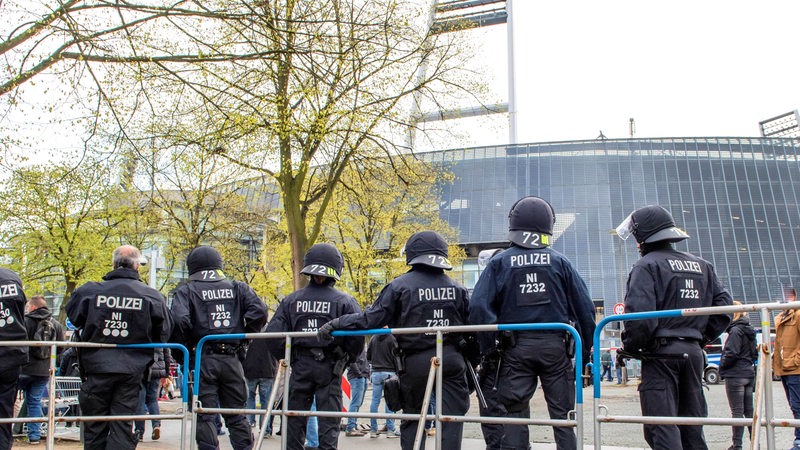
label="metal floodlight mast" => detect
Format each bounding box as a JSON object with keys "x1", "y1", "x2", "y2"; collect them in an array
[{"x1": 409, "y1": 0, "x2": 516, "y2": 148}]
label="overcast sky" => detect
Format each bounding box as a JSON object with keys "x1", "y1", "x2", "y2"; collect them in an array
[
  {"x1": 460, "y1": 1, "x2": 800, "y2": 146},
  {"x1": 6, "y1": 1, "x2": 800, "y2": 161}
]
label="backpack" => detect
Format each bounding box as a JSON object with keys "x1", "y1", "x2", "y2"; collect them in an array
[{"x1": 32, "y1": 316, "x2": 57, "y2": 359}]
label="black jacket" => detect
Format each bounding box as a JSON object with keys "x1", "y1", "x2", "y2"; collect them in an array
[
  {"x1": 338, "y1": 266, "x2": 469, "y2": 353},
  {"x1": 170, "y1": 273, "x2": 267, "y2": 350},
  {"x1": 243, "y1": 325, "x2": 277, "y2": 380},
  {"x1": 347, "y1": 349, "x2": 369, "y2": 380},
  {"x1": 267, "y1": 281, "x2": 363, "y2": 364},
  {"x1": 719, "y1": 317, "x2": 757, "y2": 379},
  {"x1": 622, "y1": 247, "x2": 732, "y2": 352},
  {"x1": 367, "y1": 334, "x2": 397, "y2": 372},
  {"x1": 66, "y1": 267, "x2": 173, "y2": 375},
  {"x1": 22, "y1": 306, "x2": 65, "y2": 377},
  {"x1": 0, "y1": 267, "x2": 29, "y2": 367}
]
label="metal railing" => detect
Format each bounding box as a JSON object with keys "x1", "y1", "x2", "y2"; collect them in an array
[
  {"x1": 592, "y1": 301, "x2": 800, "y2": 450},
  {"x1": 0, "y1": 340, "x2": 190, "y2": 450},
  {"x1": 191, "y1": 322, "x2": 583, "y2": 450},
  {"x1": 16, "y1": 303, "x2": 796, "y2": 449}
]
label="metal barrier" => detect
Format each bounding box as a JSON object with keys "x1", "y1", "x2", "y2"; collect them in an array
[
  {"x1": 0, "y1": 340, "x2": 190, "y2": 450},
  {"x1": 592, "y1": 301, "x2": 800, "y2": 450},
  {"x1": 192, "y1": 322, "x2": 583, "y2": 450}
]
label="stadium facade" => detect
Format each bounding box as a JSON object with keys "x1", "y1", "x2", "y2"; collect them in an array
[{"x1": 425, "y1": 137, "x2": 800, "y2": 322}]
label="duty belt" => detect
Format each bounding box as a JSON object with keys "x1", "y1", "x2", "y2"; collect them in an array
[
  {"x1": 205, "y1": 343, "x2": 240, "y2": 355},
  {"x1": 293, "y1": 347, "x2": 329, "y2": 361},
  {"x1": 656, "y1": 336, "x2": 701, "y2": 346}
]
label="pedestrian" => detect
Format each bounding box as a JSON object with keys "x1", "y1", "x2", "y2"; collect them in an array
[
  {"x1": 774, "y1": 287, "x2": 800, "y2": 450},
  {"x1": 133, "y1": 347, "x2": 174, "y2": 442},
  {"x1": 243, "y1": 323, "x2": 277, "y2": 432},
  {"x1": 266, "y1": 243, "x2": 364, "y2": 450},
  {"x1": 65, "y1": 245, "x2": 173, "y2": 450},
  {"x1": 616, "y1": 205, "x2": 732, "y2": 449},
  {"x1": 365, "y1": 333, "x2": 399, "y2": 438},
  {"x1": 600, "y1": 349, "x2": 614, "y2": 382},
  {"x1": 0, "y1": 267, "x2": 28, "y2": 450},
  {"x1": 344, "y1": 347, "x2": 369, "y2": 436},
  {"x1": 170, "y1": 245, "x2": 267, "y2": 450},
  {"x1": 318, "y1": 231, "x2": 473, "y2": 450},
  {"x1": 469, "y1": 196, "x2": 597, "y2": 450},
  {"x1": 19, "y1": 294, "x2": 65, "y2": 444},
  {"x1": 615, "y1": 351, "x2": 627, "y2": 385},
  {"x1": 720, "y1": 301, "x2": 757, "y2": 450}
]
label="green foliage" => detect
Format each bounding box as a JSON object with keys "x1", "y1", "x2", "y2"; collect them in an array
[
  {"x1": 316, "y1": 155, "x2": 464, "y2": 308},
  {"x1": 0, "y1": 159, "x2": 124, "y2": 320}
]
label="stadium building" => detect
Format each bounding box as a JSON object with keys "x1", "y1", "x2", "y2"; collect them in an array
[{"x1": 427, "y1": 136, "x2": 800, "y2": 326}]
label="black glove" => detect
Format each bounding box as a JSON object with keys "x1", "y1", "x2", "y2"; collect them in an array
[{"x1": 317, "y1": 318, "x2": 341, "y2": 341}]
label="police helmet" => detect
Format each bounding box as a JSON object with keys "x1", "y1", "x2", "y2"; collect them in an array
[
  {"x1": 403, "y1": 231, "x2": 452, "y2": 270},
  {"x1": 300, "y1": 243, "x2": 344, "y2": 280},
  {"x1": 186, "y1": 245, "x2": 223, "y2": 275},
  {"x1": 615, "y1": 205, "x2": 690, "y2": 244},
  {"x1": 507, "y1": 196, "x2": 555, "y2": 249}
]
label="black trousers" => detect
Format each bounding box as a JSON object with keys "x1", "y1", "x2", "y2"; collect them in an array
[
  {"x1": 724, "y1": 376, "x2": 754, "y2": 449},
  {"x1": 79, "y1": 372, "x2": 142, "y2": 450},
  {"x1": 478, "y1": 357, "x2": 506, "y2": 450},
  {"x1": 639, "y1": 339, "x2": 708, "y2": 450},
  {"x1": 496, "y1": 334, "x2": 575, "y2": 450},
  {"x1": 286, "y1": 354, "x2": 342, "y2": 450},
  {"x1": 197, "y1": 353, "x2": 253, "y2": 450},
  {"x1": 398, "y1": 345, "x2": 469, "y2": 450},
  {"x1": 0, "y1": 365, "x2": 21, "y2": 450}
]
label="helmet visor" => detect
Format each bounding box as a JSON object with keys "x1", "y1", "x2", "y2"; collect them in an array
[
  {"x1": 408, "y1": 254, "x2": 453, "y2": 270},
  {"x1": 300, "y1": 264, "x2": 340, "y2": 280},
  {"x1": 615, "y1": 214, "x2": 634, "y2": 240}
]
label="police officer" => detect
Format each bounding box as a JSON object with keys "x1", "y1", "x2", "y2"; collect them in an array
[
  {"x1": 0, "y1": 267, "x2": 27, "y2": 450},
  {"x1": 469, "y1": 196, "x2": 596, "y2": 450},
  {"x1": 474, "y1": 248, "x2": 506, "y2": 450},
  {"x1": 266, "y1": 243, "x2": 363, "y2": 450},
  {"x1": 616, "y1": 205, "x2": 732, "y2": 450},
  {"x1": 66, "y1": 245, "x2": 173, "y2": 450},
  {"x1": 318, "y1": 231, "x2": 471, "y2": 450},
  {"x1": 170, "y1": 245, "x2": 267, "y2": 450}
]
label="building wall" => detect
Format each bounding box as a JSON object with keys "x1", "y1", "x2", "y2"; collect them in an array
[{"x1": 426, "y1": 137, "x2": 800, "y2": 317}]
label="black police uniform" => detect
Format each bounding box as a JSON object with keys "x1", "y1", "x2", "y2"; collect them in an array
[
  {"x1": 266, "y1": 280, "x2": 363, "y2": 450},
  {"x1": 330, "y1": 265, "x2": 471, "y2": 450},
  {"x1": 476, "y1": 330, "x2": 506, "y2": 450},
  {"x1": 66, "y1": 267, "x2": 172, "y2": 450},
  {"x1": 474, "y1": 249, "x2": 505, "y2": 450},
  {"x1": 622, "y1": 247, "x2": 732, "y2": 449},
  {"x1": 0, "y1": 268, "x2": 27, "y2": 450},
  {"x1": 470, "y1": 244, "x2": 596, "y2": 450},
  {"x1": 171, "y1": 258, "x2": 267, "y2": 450}
]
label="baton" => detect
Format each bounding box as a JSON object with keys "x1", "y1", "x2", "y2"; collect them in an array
[{"x1": 465, "y1": 359, "x2": 488, "y2": 409}]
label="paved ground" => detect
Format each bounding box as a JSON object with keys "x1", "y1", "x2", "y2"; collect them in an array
[{"x1": 18, "y1": 379, "x2": 798, "y2": 449}]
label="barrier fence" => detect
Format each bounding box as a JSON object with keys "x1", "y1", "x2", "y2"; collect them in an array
[
  {"x1": 0, "y1": 340, "x2": 190, "y2": 450},
  {"x1": 592, "y1": 300, "x2": 800, "y2": 450},
  {"x1": 192, "y1": 323, "x2": 583, "y2": 450},
  {"x1": 5, "y1": 302, "x2": 800, "y2": 450}
]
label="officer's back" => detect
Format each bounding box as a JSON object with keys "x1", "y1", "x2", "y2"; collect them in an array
[{"x1": 67, "y1": 250, "x2": 171, "y2": 374}]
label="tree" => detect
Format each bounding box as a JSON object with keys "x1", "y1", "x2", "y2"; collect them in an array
[
  {"x1": 2, "y1": 0, "x2": 486, "y2": 289},
  {"x1": 316, "y1": 154, "x2": 464, "y2": 307},
  {"x1": 122, "y1": 130, "x2": 278, "y2": 292},
  {"x1": 0, "y1": 158, "x2": 124, "y2": 321}
]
